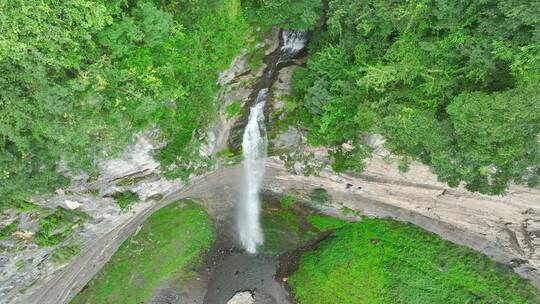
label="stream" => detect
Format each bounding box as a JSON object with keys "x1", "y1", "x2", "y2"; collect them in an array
[
  {"x1": 238, "y1": 88, "x2": 268, "y2": 254},
  {"x1": 237, "y1": 28, "x2": 307, "y2": 255},
  {"x1": 202, "y1": 193, "x2": 324, "y2": 304},
  {"x1": 146, "y1": 29, "x2": 311, "y2": 304},
  {"x1": 207, "y1": 29, "x2": 308, "y2": 304}
]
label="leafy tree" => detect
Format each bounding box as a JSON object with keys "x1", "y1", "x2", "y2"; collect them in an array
[
  {"x1": 242, "y1": 0, "x2": 323, "y2": 30},
  {"x1": 291, "y1": 0, "x2": 540, "y2": 193},
  {"x1": 0, "y1": 0, "x2": 251, "y2": 209},
  {"x1": 1, "y1": 0, "x2": 116, "y2": 208},
  {"x1": 447, "y1": 87, "x2": 540, "y2": 193}
]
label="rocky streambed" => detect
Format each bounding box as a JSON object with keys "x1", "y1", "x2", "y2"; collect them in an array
[{"x1": 197, "y1": 192, "x2": 332, "y2": 304}]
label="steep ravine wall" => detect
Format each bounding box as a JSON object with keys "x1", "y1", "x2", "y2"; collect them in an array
[
  {"x1": 13, "y1": 156, "x2": 540, "y2": 304},
  {"x1": 265, "y1": 158, "x2": 540, "y2": 287},
  {"x1": 166, "y1": 158, "x2": 540, "y2": 289}
]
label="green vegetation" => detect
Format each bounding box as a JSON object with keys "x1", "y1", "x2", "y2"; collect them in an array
[
  {"x1": 9, "y1": 200, "x2": 40, "y2": 212},
  {"x1": 51, "y1": 242, "x2": 81, "y2": 265},
  {"x1": 289, "y1": 0, "x2": 540, "y2": 194},
  {"x1": 0, "y1": 219, "x2": 19, "y2": 240},
  {"x1": 116, "y1": 175, "x2": 152, "y2": 187},
  {"x1": 305, "y1": 214, "x2": 347, "y2": 231},
  {"x1": 71, "y1": 200, "x2": 214, "y2": 304},
  {"x1": 247, "y1": 44, "x2": 268, "y2": 71},
  {"x1": 309, "y1": 188, "x2": 330, "y2": 205},
  {"x1": 261, "y1": 196, "x2": 318, "y2": 254},
  {"x1": 0, "y1": 0, "x2": 252, "y2": 210},
  {"x1": 0, "y1": 203, "x2": 87, "y2": 256},
  {"x1": 339, "y1": 206, "x2": 360, "y2": 217},
  {"x1": 2, "y1": 0, "x2": 538, "y2": 213},
  {"x1": 263, "y1": 197, "x2": 537, "y2": 303},
  {"x1": 289, "y1": 215, "x2": 540, "y2": 304},
  {"x1": 16, "y1": 259, "x2": 26, "y2": 270},
  {"x1": 216, "y1": 147, "x2": 234, "y2": 158},
  {"x1": 112, "y1": 191, "x2": 140, "y2": 211},
  {"x1": 242, "y1": 0, "x2": 323, "y2": 30},
  {"x1": 226, "y1": 100, "x2": 243, "y2": 119},
  {"x1": 34, "y1": 208, "x2": 88, "y2": 247},
  {"x1": 262, "y1": 208, "x2": 302, "y2": 253},
  {"x1": 280, "y1": 195, "x2": 295, "y2": 209},
  {"x1": 269, "y1": 96, "x2": 301, "y2": 140}
]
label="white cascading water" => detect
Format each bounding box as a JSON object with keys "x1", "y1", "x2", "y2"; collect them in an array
[
  {"x1": 238, "y1": 89, "x2": 268, "y2": 253},
  {"x1": 238, "y1": 30, "x2": 307, "y2": 254},
  {"x1": 278, "y1": 29, "x2": 308, "y2": 63}
]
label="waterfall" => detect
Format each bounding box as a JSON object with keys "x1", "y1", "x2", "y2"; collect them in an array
[
  {"x1": 238, "y1": 89, "x2": 268, "y2": 253},
  {"x1": 278, "y1": 29, "x2": 308, "y2": 63},
  {"x1": 237, "y1": 30, "x2": 307, "y2": 254}
]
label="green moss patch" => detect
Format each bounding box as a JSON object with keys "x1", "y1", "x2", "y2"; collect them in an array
[
  {"x1": 0, "y1": 219, "x2": 19, "y2": 240},
  {"x1": 116, "y1": 175, "x2": 153, "y2": 187},
  {"x1": 10, "y1": 200, "x2": 40, "y2": 212},
  {"x1": 226, "y1": 100, "x2": 243, "y2": 119},
  {"x1": 247, "y1": 44, "x2": 268, "y2": 72},
  {"x1": 309, "y1": 188, "x2": 330, "y2": 205},
  {"x1": 260, "y1": 195, "x2": 319, "y2": 254},
  {"x1": 71, "y1": 200, "x2": 214, "y2": 304},
  {"x1": 289, "y1": 215, "x2": 540, "y2": 304},
  {"x1": 34, "y1": 208, "x2": 88, "y2": 247},
  {"x1": 112, "y1": 191, "x2": 140, "y2": 211},
  {"x1": 51, "y1": 242, "x2": 81, "y2": 265}
]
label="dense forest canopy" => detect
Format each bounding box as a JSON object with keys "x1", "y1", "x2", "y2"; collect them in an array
[
  {"x1": 0, "y1": 0, "x2": 250, "y2": 208},
  {"x1": 286, "y1": 0, "x2": 540, "y2": 194},
  {"x1": 1, "y1": 0, "x2": 539, "y2": 209}
]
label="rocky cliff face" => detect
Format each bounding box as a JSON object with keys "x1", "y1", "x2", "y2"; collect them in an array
[
  {"x1": 165, "y1": 154, "x2": 540, "y2": 290},
  {"x1": 2, "y1": 28, "x2": 539, "y2": 304},
  {"x1": 266, "y1": 58, "x2": 540, "y2": 287},
  {"x1": 0, "y1": 28, "x2": 280, "y2": 304},
  {"x1": 265, "y1": 157, "x2": 540, "y2": 287},
  {"x1": 0, "y1": 131, "x2": 185, "y2": 304}
]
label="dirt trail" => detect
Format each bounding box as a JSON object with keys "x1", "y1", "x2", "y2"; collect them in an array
[{"x1": 15, "y1": 155, "x2": 540, "y2": 304}]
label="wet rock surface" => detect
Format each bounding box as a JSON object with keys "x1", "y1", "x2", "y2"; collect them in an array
[
  {"x1": 205, "y1": 253, "x2": 290, "y2": 304},
  {"x1": 178, "y1": 192, "x2": 294, "y2": 304},
  {"x1": 228, "y1": 29, "x2": 307, "y2": 154},
  {"x1": 272, "y1": 127, "x2": 302, "y2": 150},
  {"x1": 148, "y1": 291, "x2": 182, "y2": 304},
  {"x1": 227, "y1": 291, "x2": 255, "y2": 304}
]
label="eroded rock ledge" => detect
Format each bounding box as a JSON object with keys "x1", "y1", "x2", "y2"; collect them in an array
[
  {"x1": 170, "y1": 156, "x2": 540, "y2": 289},
  {"x1": 11, "y1": 155, "x2": 540, "y2": 304}
]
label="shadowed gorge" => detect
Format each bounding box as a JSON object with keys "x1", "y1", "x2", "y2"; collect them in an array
[{"x1": 238, "y1": 30, "x2": 308, "y2": 254}]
